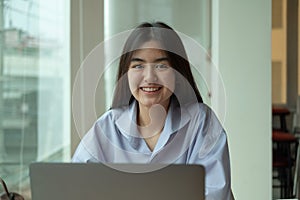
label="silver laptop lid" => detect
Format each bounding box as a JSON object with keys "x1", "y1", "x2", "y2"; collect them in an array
[{"x1": 30, "y1": 163, "x2": 205, "y2": 200}]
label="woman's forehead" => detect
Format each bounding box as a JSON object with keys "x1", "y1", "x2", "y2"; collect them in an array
[{"x1": 131, "y1": 48, "x2": 168, "y2": 62}]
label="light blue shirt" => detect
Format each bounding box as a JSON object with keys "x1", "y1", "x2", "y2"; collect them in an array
[{"x1": 72, "y1": 100, "x2": 231, "y2": 199}]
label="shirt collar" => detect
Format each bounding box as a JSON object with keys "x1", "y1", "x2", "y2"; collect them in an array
[{"x1": 115, "y1": 99, "x2": 191, "y2": 140}]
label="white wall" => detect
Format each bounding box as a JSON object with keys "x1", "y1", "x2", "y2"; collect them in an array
[{"x1": 212, "y1": 0, "x2": 272, "y2": 199}]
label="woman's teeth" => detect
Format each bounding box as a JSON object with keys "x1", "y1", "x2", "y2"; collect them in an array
[{"x1": 141, "y1": 87, "x2": 160, "y2": 92}]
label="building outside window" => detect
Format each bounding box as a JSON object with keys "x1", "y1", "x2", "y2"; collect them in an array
[{"x1": 0, "y1": 1, "x2": 70, "y2": 199}]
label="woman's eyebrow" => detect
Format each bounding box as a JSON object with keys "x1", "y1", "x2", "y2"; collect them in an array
[
  {"x1": 130, "y1": 58, "x2": 145, "y2": 62},
  {"x1": 154, "y1": 57, "x2": 169, "y2": 62}
]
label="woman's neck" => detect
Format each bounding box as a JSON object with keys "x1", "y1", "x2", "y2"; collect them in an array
[
  {"x1": 137, "y1": 103, "x2": 169, "y2": 151},
  {"x1": 137, "y1": 103, "x2": 168, "y2": 126}
]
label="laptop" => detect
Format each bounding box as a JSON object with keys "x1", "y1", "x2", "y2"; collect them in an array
[{"x1": 30, "y1": 163, "x2": 205, "y2": 200}]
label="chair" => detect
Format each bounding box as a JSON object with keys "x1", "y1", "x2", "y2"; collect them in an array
[{"x1": 272, "y1": 131, "x2": 299, "y2": 198}]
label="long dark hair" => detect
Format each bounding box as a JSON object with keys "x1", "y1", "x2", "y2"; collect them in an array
[{"x1": 112, "y1": 22, "x2": 203, "y2": 108}]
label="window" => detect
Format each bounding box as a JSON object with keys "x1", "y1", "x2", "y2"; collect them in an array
[{"x1": 0, "y1": 1, "x2": 70, "y2": 199}]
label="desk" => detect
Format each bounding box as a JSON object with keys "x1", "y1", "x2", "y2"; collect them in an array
[{"x1": 272, "y1": 106, "x2": 290, "y2": 132}]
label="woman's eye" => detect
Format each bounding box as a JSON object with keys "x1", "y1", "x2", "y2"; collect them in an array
[
  {"x1": 132, "y1": 65, "x2": 144, "y2": 69},
  {"x1": 155, "y1": 64, "x2": 169, "y2": 70}
]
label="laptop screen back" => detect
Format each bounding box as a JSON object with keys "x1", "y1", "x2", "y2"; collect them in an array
[{"x1": 30, "y1": 163, "x2": 205, "y2": 200}]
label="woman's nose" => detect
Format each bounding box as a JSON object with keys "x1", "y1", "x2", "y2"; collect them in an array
[{"x1": 144, "y1": 65, "x2": 158, "y2": 82}]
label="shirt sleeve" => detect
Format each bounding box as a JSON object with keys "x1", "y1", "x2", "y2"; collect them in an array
[
  {"x1": 187, "y1": 130, "x2": 231, "y2": 200},
  {"x1": 71, "y1": 122, "x2": 106, "y2": 163},
  {"x1": 72, "y1": 143, "x2": 86, "y2": 162},
  {"x1": 202, "y1": 131, "x2": 231, "y2": 200},
  {"x1": 72, "y1": 138, "x2": 100, "y2": 163},
  {"x1": 187, "y1": 104, "x2": 232, "y2": 200}
]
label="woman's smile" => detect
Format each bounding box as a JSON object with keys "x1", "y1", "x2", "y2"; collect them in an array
[{"x1": 140, "y1": 86, "x2": 162, "y2": 93}]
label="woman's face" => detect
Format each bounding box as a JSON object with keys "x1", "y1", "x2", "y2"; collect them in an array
[{"x1": 127, "y1": 41, "x2": 175, "y2": 110}]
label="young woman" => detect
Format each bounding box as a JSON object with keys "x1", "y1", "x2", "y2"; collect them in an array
[{"x1": 72, "y1": 22, "x2": 232, "y2": 199}]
